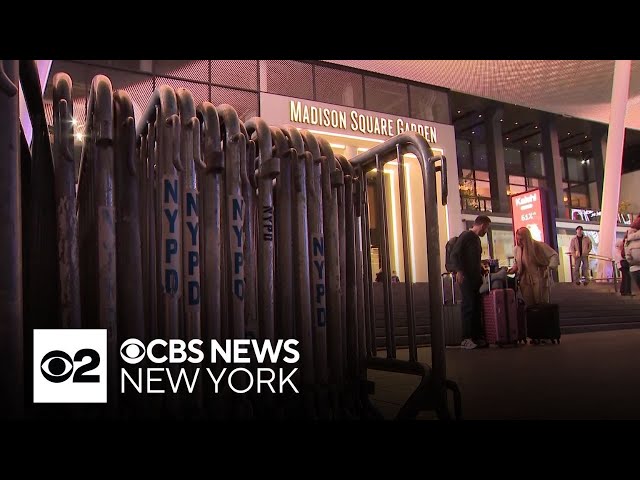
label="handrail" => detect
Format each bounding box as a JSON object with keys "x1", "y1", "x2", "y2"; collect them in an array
[
  {"x1": 566, "y1": 252, "x2": 614, "y2": 262},
  {"x1": 565, "y1": 252, "x2": 619, "y2": 291}
]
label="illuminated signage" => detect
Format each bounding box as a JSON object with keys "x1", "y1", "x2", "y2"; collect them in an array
[
  {"x1": 570, "y1": 208, "x2": 632, "y2": 226},
  {"x1": 288, "y1": 100, "x2": 438, "y2": 143},
  {"x1": 511, "y1": 189, "x2": 546, "y2": 242}
]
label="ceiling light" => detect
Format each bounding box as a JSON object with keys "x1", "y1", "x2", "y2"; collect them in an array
[
  {"x1": 525, "y1": 140, "x2": 528, "y2": 143},
  {"x1": 500, "y1": 119, "x2": 503, "y2": 122},
  {"x1": 515, "y1": 122, "x2": 518, "y2": 125},
  {"x1": 538, "y1": 143, "x2": 541, "y2": 146},
  {"x1": 568, "y1": 132, "x2": 571, "y2": 135},
  {"x1": 506, "y1": 137, "x2": 509, "y2": 140},
  {"x1": 534, "y1": 126, "x2": 538, "y2": 129},
  {"x1": 478, "y1": 114, "x2": 482, "y2": 118},
  {"x1": 457, "y1": 110, "x2": 461, "y2": 114},
  {"x1": 74, "y1": 132, "x2": 83, "y2": 142},
  {"x1": 472, "y1": 131, "x2": 475, "y2": 134},
  {"x1": 71, "y1": 117, "x2": 78, "y2": 126}
]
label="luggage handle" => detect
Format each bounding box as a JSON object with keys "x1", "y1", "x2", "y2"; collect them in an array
[{"x1": 441, "y1": 272, "x2": 455, "y2": 305}]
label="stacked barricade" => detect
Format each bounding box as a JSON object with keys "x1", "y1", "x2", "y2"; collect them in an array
[{"x1": 0, "y1": 62, "x2": 461, "y2": 420}]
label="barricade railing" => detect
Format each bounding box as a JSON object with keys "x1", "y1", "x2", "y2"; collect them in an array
[
  {"x1": 1, "y1": 70, "x2": 462, "y2": 420},
  {"x1": 77, "y1": 74, "x2": 118, "y2": 408},
  {"x1": 349, "y1": 133, "x2": 461, "y2": 420},
  {"x1": 566, "y1": 252, "x2": 619, "y2": 291},
  {"x1": 0, "y1": 59, "x2": 23, "y2": 418}
]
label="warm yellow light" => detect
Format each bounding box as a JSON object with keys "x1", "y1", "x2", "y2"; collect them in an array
[
  {"x1": 75, "y1": 132, "x2": 83, "y2": 142},
  {"x1": 71, "y1": 117, "x2": 78, "y2": 126},
  {"x1": 330, "y1": 143, "x2": 346, "y2": 150}
]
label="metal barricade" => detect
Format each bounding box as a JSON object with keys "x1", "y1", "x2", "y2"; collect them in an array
[
  {"x1": 349, "y1": 133, "x2": 461, "y2": 420},
  {"x1": 2, "y1": 69, "x2": 466, "y2": 420},
  {"x1": 52, "y1": 73, "x2": 81, "y2": 330},
  {"x1": 77, "y1": 75, "x2": 118, "y2": 408},
  {"x1": 0, "y1": 59, "x2": 22, "y2": 418},
  {"x1": 136, "y1": 86, "x2": 181, "y2": 343}
]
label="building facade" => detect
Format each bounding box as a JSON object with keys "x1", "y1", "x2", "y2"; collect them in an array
[{"x1": 41, "y1": 60, "x2": 638, "y2": 282}]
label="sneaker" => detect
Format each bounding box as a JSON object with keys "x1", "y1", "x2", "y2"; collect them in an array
[{"x1": 461, "y1": 338, "x2": 478, "y2": 350}]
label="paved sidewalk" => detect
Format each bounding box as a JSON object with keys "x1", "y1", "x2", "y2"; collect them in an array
[{"x1": 368, "y1": 329, "x2": 640, "y2": 420}]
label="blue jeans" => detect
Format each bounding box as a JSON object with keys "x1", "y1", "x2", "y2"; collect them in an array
[{"x1": 574, "y1": 255, "x2": 589, "y2": 282}]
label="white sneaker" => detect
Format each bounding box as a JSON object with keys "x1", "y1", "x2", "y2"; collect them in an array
[{"x1": 461, "y1": 338, "x2": 478, "y2": 350}]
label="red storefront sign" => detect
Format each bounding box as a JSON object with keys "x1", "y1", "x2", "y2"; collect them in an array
[{"x1": 511, "y1": 188, "x2": 546, "y2": 243}]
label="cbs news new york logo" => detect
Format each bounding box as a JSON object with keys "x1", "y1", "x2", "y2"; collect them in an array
[{"x1": 33, "y1": 329, "x2": 107, "y2": 403}]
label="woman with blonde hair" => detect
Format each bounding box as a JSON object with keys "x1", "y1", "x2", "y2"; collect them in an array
[{"x1": 507, "y1": 227, "x2": 559, "y2": 305}]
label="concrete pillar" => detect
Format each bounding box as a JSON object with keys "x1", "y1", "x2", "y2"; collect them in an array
[
  {"x1": 485, "y1": 106, "x2": 510, "y2": 213},
  {"x1": 590, "y1": 123, "x2": 607, "y2": 209},
  {"x1": 540, "y1": 112, "x2": 566, "y2": 219},
  {"x1": 598, "y1": 60, "x2": 631, "y2": 276}
]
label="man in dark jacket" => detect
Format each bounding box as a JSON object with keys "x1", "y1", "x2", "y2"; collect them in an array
[{"x1": 450, "y1": 215, "x2": 492, "y2": 349}]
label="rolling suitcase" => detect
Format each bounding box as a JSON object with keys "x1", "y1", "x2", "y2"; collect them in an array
[
  {"x1": 441, "y1": 273, "x2": 463, "y2": 347},
  {"x1": 510, "y1": 274, "x2": 527, "y2": 344},
  {"x1": 516, "y1": 297, "x2": 528, "y2": 344},
  {"x1": 526, "y1": 269, "x2": 561, "y2": 344},
  {"x1": 482, "y1": 277, "x2": 519, "y2": 346}
]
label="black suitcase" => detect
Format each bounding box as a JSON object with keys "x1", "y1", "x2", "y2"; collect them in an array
[
  {"x1": 526, "y1": 303, "x2": 560, "y2": 344},
  {"x1": 525, "y1": 267, "x2": 560, "y2": 344},
  {"x1": 441, "y1": 273, "x2": 463, "y2": 347}
]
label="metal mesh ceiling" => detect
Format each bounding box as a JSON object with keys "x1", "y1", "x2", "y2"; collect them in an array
[{"x1": 324, "y1": 60, "x2": 640, "y2": 130}]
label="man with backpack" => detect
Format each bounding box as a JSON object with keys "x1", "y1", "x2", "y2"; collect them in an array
[{"x1": 447, "y1": 215, "x2": 492, "y2": 349}]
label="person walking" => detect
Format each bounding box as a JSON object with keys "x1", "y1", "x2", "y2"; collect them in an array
[{"x1": 569, "y1": 226, "x2": 592, "y2": 285}]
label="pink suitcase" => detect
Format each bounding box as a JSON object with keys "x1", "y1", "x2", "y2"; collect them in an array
[{"x1": 482, "y1": 288, "x2": 519, "y2": 346}]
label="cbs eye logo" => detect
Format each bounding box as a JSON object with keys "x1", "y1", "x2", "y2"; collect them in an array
[
  {"x1": 40, "y1": 349, "x2": 100, "y2": 383},
  {"x1": 119, "y1": 339, "x2": 146, "y2": 364},
  {"x1": 33, "y1": 329, "x2": 107, "y2": 404}
]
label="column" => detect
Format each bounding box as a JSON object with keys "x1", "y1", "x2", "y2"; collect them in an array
[
  {"x1": 590, "y1": 123, "x2": 607, "y2": 209},
  {"x1": 485, "y1": 106, "x2": 509, "y2": 213},
  {"x1": 540, "y1": 112, "x2": 566, "y2": 219},
  {"x1": 598, "y1": 60, "x2": 631, "y2": 276}
]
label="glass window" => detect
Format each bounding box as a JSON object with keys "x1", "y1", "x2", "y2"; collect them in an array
[
  {"x1": 315, "y1": 64, "x2": 364, "y2": 108},
  {"x1": 525, "y1": 151, "x2": 545, "y2": 177},
  {"x1": 457, "y1": 140, "x2": 472, "y2": 169},
  {"x1": 509, "y1": 175, "x2": 526, "y2": 186},
  {"x1": 491, "y1": 228, "x2": 515, "y2": 268},
  {"x1": 364, "y1": 76, "x2": 409, "y2": 117},
  {"x1": 260, "y1": 60, "x2": 314, "y2": 100},
  {"x1": 527, "y1": 177, "x2": 546, "y2": 189},
  {"x1": 509, "y1": 184, "x2": 526, "y2": 195},
  {"x1": 459, "y1": 169, "x2": 475, "y2": 197},
  {"x1": 409, "y1": 85, "x2": 450, "y2": 124},
  {"x1": 569, "y1": 184, "x2": 590, "y2": 208},
  {"x1": 505, "y1": 148, "x2": 523, "y2": 175},
  {"x1": 475, "y1": 180, "x2": 491, "y2": 198},
  {"x1": 212, "y1": 60, "x2": 258, "y2": 90},
  {"x1": 473, "y1": 143, "x2": 488, "y2": 171},
  {"x1": 480, "y1": 232, "x2": 490, "y2": 260},
  {"x1": 565, "y1": 156, "x2": 584, "y2": 182},
  {"x1": 475, "y1": 171, "x2": 490, "y2": 181}
]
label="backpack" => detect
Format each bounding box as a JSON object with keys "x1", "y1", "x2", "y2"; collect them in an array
[{"x1": 444, "y1": 236, "x2": 459, "y2": 273}]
